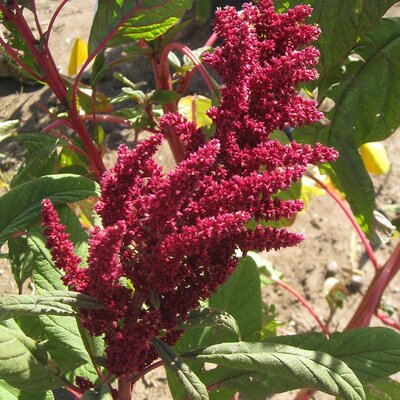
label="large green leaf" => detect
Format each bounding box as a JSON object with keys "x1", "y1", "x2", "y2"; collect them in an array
[
  {"x1": 209, "y1": 256, "x2": 262, "y2": 342},
  {"x1": 298, "y1": 18, "x2": 400, "y2": 235},
  {"x1": 154, "y1": 338, "x2": 209, "y2": 400},
  {"x1": 184, "y1": 341, "x2": 365, "y2": 400},
  {"x1": 0, "y1": 379, "x2": 54, "y2": 400},
  {"x1": 0, "y1": 174, "x2": 99, "y2": 244},
  {"x1": 189, "y1": 327, "x2": 400, "y2": 399},
  {"x1": 89, "y1": 0, "x2": 193, "y2": 53},
  {"x1": 274, "y1": 0, "x2": 397, "y2": 94},
  {"x1": 0, "y1": 291, "x2": 101, "y2": 321},
  {"x1": 266, "y1": 327, "x2": 400, "y2": 383},
  {"x1": 0, "y1": 325, "x2": 66, "y2": 392}
]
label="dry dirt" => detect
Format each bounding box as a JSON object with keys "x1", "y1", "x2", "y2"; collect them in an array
[{"x1": 1, "y1": 2, "x2": 400, "y2": 400}]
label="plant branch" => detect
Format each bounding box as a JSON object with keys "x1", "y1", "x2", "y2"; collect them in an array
[
  {"x1": 161, "y1": 42, "x2": 218, "y2": 99},
  {"x1": 307, "y1": 172, "x2": 379, "y2": 271},
  {"x1": 272, "y1": 278, "x2": 330, "y2": 336},
  {"x1": 131, "y1": 360, "x2": 164, "y2": 384},
  {"x1": 44, "y1": 0, "x2": 70, "y2": 49},
  {"x1": 375, "y1": 310, "x2": 400, "y2": 331},
  {"x1": 347, "y1": 240, "x2": 400, "y2": 329},
  {"x1": 151, "y1": 55, "x2": 186, "y2": 163},
  {"x1": 30, "y1": 0, "x2": 43, "y2": 36},
  {"x1": 81, "y1": 114, "x2": 131, "y2": 127}
]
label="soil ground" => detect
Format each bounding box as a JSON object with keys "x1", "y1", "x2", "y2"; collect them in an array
[{"x1": 1, "y1": 2, "x2": 400, "y2": 399}]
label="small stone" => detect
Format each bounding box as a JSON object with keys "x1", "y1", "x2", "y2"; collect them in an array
[
  {"x1": 347, "y1": 275, "x2": 363, "y2": 293},
  {"x1": 326, "y1": 260, "x2": 338, "y2": 277}
]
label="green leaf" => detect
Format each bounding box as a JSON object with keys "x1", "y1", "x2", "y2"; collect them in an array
[
  {"x1": 0, "y1": 324, "x2": 66, "y2": 392},
  {"x1": 0, "y1": 120, "x2": 18, "y2": 142},
  {"x1": 90, "y1": 51, "x2": 106, "y2": 88},
  {"x1": 153, "y1": 338, "x2": 209, "y2": 400},
  {"x1": 8, "y1": 237, "x2": 35, "y2": 290},
  {"x1": 209, "y1": 256, "x2": 262, "y2": 341},
  {"x1": 179, "y1": 95, "x2": 213, "y2": 127},
  {"x1": 181, "y1": 308, "x2": 241, "y2": 340},
  {"x1": 10, "y1": 134, "x2": 60, "y2": 188},
  {"x1": 299, "y1": 18, "x2": 400, "y2": 236},
  {"x1": 0, "y1": 379, "x2": 54, "y2": 400},
  {"x1": 266, "y1": 327, "x2": 400, "y2": 383},
  {"x1": 184, "y1": 341, "x2": 365, "y2": 400},
  {"x1": 89, "y1": 0, "x2": 193, "y2": 53},
  {"x1": 364, "y1": 378, "x2": 400, "y2": 400},
  {"x1": 0, "y1": 174, "x2": 99, "y2": 245},
  {"x1": 274, "y1": 0, "x2": 398, "y2": 95},
  {"x1": 0, "y1": 291, "x2": 101, "y2": 321},
  {"x1": 149, "y1": 89, "x2": 181, "y2": 104}
]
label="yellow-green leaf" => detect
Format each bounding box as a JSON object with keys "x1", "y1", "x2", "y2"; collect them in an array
[
  {"x1": 359, "y1": 142, "x2": 390, "y2": 175},
  {"x1": 68, "y1": 38, "x2": 88, "y2": 76},
  {"x1": 179, "y1": 95, "x2": 212, "y2": 127}
]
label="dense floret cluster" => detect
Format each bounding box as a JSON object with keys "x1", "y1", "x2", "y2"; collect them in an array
[{"x1": 42, "y1": 0, "x2": 337, "y2": 376}]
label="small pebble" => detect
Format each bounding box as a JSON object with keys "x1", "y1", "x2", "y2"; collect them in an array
[
  {"x1": 326, "y1": 260, "x2": 338, "y2": 277},
  {"x1": 347, "y1": 275, "x2": 363, "y2": 293}
]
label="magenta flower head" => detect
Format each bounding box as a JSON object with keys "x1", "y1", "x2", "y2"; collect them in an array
[{"x1": 41, "y1": 0, "x2": 337, "y2": 377}]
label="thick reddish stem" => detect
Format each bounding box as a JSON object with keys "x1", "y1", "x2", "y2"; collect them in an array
[
  {"x1": 347, "y1": 241, "x2": 400, "y2": 329},
  {"x1": 273, "y1": 278, "x2": 330, "y2": 336},
  {"x1": 118, "y1": 375, "x2": 132, "y2": 400},
  {"x1": 308, "y1": 172, "x2": 379, "y2": 271},
  {"x1": 68, "y1": 108, "x2": 106, "y2": 179},
  {"x1": 151, "y1": 56, "x2": 186, "y2": 163}
]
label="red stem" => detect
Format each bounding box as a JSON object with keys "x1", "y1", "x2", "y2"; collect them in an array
[
  {"x1": 204, "y1": 32, "x2": 218, "y2": 48},
  {"x1": 273, "y1": 278, "x2": 330, "y2": 336},
  {"x1": 68, "y1": 108, "x2": 105, "y2": 179},
  {"x1": 307, "y1": 172, "x2": 379, "y2": 271},
  {"x1": 30, "y1": 0, "x2": 43, "y2": 36},
  {"x1": 151, "y1": 56, "x2": 186, "y2": 163},
  {"x1": 65, "y1": 384, "x2": 84, "y2": 399},
  {"x1": 81, "y1": 114, "x2": 131, "y2": 127},
  {"x1": 43, "y1": 0, "x2": 70, "y2": 49},
  {"x1": 161, "y1": 42, "x2": 218, "y2": 99},
  {"x1": 347, "y1": 241, "x2": 400, "y2": 329},
  {"x1": 375, "y1": 310, "x2": 400, "y2": 331},
  {"x1": 131, "y1": 360, "x2": 164, "y2": 384},
  {"x1": 293, "y1": 389, "x2": 316, "y2": 400},
  {"x1": 118, "y1": 375, "x2": 132, "y2": 400}
]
